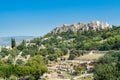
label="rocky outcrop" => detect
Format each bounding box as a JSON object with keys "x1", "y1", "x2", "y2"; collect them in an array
[{"x1": 51, "y1": 21, "x2": 112, "y2": 33}]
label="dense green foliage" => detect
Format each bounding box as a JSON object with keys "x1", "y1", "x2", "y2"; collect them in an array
[
  {"x1": 94, "y1": 51, "x2": 120, "y2": 80},
  {"x1": 0, "y1": 55, "x2": 48, "y2": 79},
  {"x1": 17, "y1": 40, "x2": 26, "y2": 51},
  {"x1": 74, "y1": 65, "x2": 83, "y2": 75}
]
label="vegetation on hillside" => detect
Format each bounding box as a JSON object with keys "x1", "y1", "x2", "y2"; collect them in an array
[
  {"x1": 94, "y1": 51, "x2": 120, "y2": 80},
  {"x1": 0, "y1": 55, "x2": 47, "y2": 79},
  {"x1": 0, "y1": 26, "x2": 120, "y2": 79},
  {"x1": 31, "y1": 26, "x2": 120, "y2": 59}
]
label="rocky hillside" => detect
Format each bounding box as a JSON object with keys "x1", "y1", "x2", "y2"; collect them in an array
[{"x1": 51, "y1": 21, "x2": 112, "y2": 33}]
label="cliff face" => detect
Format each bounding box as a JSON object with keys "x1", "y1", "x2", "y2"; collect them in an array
[{"x1": 51, "y1": 21, "x2": 112, "y2": 33}]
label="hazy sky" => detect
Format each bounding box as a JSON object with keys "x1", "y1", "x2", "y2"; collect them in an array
[{"x1": 0, "y1": 0, "x2": 120, "y2": 37}]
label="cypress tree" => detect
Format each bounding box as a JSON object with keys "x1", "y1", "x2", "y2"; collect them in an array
[{"x1": 11, "y1": 38, "x2": 16, "y2": 48}]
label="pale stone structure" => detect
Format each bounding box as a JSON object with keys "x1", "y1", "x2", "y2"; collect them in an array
[{"x1": 51, "y1": 21, "x2": 112, "y2": 33}]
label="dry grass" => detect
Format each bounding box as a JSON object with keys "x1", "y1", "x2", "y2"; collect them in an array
[
  {"x1": 78, "y1": 77, "x2": 93, "y2": 80},
  {"x1": 75, "y1": 53, "x2": 105, "y2": 60},
  {"x1": 62, "y1": 53, "x2": 70, "y2": 59}
]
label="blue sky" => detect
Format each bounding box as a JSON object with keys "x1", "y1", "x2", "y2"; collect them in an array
[{"x1": 0, "y1": 0, "x2": 120, "y2": 37}]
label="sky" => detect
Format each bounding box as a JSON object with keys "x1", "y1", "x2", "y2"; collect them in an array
[{"x1": 0, "y1": 0, "x2": 120, "y2": 37}]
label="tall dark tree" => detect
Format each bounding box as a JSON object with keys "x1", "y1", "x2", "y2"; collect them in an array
[{"x1": 11, "y1": 38, "x2": 16, "y2": 48}]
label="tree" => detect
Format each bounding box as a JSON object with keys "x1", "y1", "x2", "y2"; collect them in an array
[
  {"x1": 113, "y1": 41, "x2": 120, "y2": 50},
  {"x1": 68, "y1": 54, "x2": 76, "y2": 60},
  {"x1": 94, "y1": 64, "x2": 120, "y2": 80},
  {"x1": 10, "y1": 48, "x2": 20, "y2": 58},
  {"x1": 55, "y1": 49, "x2": 63, "y2": 57},
  {"x1": 1, "y1": 48, "x2": 11, "y2": 57},
  {"x1": 26, "y1": 55, "x2": 48, "y2": 79},
  {"x1": 0, "y1": 64, "x2": 12, "y2": 78},
  {"x1": 15, "y1": 65, "x2": 31, "y2": 77},
  {"x1": 61, "y1": 47, "x2": 68, "y2": 55},
  {"x1": 11, "y1": 38, "x2": 16, "y2": 48},
  {"x1": 17, "y1": 40, "x2": 26, "y2": 51},
  {"x1": 48, "y1": 54, "x2": 58, "y2": 61},
  {"x1": 47, "y1": 47, "x2": 54, "y2": 54},
  {"x1": 39, "y1": 49, "x2": 48, "y2": 56},
  {"x1": 74, "y1": 66, "x2": 83, "y2": 75},
  {"x1": 0, "y1": 71, "x2": 5, "y2": 78},
  {"x1": 98, "y1": 43, "x2": 111, "y2": 50},
  {"x1": 16, "y1": 59, "x2": 24, "y2": 65},
  {"x1": 94, "y1": 51, "x2": 120, "y2": 80}
]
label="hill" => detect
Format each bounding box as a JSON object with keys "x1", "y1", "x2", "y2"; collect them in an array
[
  {"x1": 0, "y1": 21, "x2": 120, "y2": 79},
  {"x1": 32, "y1": 21, "x2": 119, "y2": 51},
  {"x1": 29, "y1": 21, "x2": 120, "y2": 60}
]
